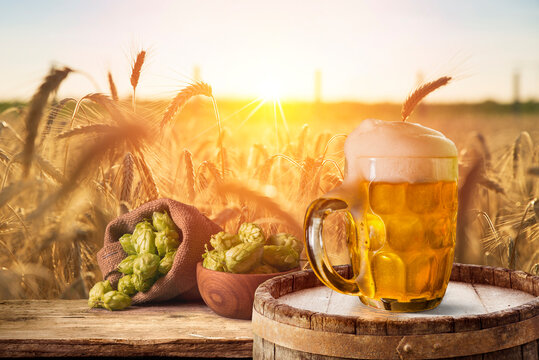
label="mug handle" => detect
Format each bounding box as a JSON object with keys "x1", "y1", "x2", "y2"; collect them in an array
[{"x1": 304, "y1": 195, "x2": 361, "y2": 295}]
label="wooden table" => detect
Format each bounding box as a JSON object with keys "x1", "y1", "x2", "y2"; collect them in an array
[{"x1": 0, "y1": 300, "x2": 253, "y2": 358}]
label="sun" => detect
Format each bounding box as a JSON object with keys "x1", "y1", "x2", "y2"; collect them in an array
[{"x1": 258, "y1": 77, "x2": 282, "y2": 102}]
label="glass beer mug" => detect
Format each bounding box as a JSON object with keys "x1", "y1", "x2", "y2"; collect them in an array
[{"x1": 304, "y1": 119, "x2": 458, "y2": 312}]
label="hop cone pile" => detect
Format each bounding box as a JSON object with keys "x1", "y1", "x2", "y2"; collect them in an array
[
  {"x1": 202, "y1": 223, "x2": 301, "y2": 274},
  {"x1": 88, "y1": 211, "x2": 180, "y2": 311}
]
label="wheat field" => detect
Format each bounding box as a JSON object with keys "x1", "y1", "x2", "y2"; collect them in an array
[{"x1": 0, "y1": 54, "x2": 537, "y2": 300}]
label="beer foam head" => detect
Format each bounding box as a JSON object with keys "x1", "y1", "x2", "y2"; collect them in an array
[{"x1": 344, "y1": 119, "x2": 458, "y2": 183}]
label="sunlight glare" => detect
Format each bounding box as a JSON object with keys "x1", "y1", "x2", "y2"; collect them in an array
[{"x1": 258, "y1": 77, "x2": 282, "y2": 102}]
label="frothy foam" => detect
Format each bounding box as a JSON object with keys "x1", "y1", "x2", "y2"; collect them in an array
[{"x1": 344, "y1": 119, "x2": 458, "y2": 183}]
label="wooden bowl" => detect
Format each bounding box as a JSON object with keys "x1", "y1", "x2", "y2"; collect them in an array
[{"x1": 196, "y1": 262, "x2": 297, "y2": 320}]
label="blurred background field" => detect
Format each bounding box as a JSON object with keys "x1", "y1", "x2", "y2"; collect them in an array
[
  {"x1": 0, "y1": 0, "x2": 537, "y2": 301},
  {"x1": 1, "y1": 90, "x2": 537, "y2": 300}
]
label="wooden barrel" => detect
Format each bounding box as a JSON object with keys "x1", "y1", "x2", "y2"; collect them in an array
[{"x1": 252, "y1": 263, "x2": 539, "y2": 360}]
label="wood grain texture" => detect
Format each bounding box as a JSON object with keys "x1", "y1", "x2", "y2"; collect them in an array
[
  {"x1": 253, "y1": 264, "x2": 539, "y2": 360},
  {"x1": 0, "y1": 300, "x2": 252, "y2": 358}
]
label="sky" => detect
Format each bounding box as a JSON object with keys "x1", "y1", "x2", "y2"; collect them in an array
[{"x1": 0, "y1": 0, "x2": 538, "y2": 102}]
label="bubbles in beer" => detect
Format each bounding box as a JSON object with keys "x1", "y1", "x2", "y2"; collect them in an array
[
  {"x1": 349, "y1": 180, "x2": 457, "y2": 302},
  {"x1": 407, "y1": 182, "x2": 441, "y2": 213},
  {"x1": 371, "y1": 252, "x2": 406, "y2": 299}
]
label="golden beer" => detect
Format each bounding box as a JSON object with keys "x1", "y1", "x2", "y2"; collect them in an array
[
  {"x1": 304, "y1": 119, "x2": 458, "y2": 312},
  {"x1": 350, "y1": 180, "x2": 457, "y2": 308}
]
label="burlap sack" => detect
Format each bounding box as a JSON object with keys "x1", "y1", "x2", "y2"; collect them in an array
[{"x1": 97, "y1": 198, "x2": 222, "y2": 304}]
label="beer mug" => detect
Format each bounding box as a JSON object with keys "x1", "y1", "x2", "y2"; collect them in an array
[{"x1": 304, "y1": 119, "x2": 458, "y2": 312}]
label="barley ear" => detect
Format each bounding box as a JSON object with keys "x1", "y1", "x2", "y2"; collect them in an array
[{"x1": 401, "y1": 76, "x2": 451, "y2": 122}]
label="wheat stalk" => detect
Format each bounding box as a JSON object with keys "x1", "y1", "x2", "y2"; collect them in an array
[
  {"x1": 255, "y1": 157, "x2": 274, "y2": 182},
  {"x1": 130, "y1": 50, "x2": 146, "y2": 112},
  {"x1": 161, "y1": 82, "x2": 213, "y2": 127},
  {"x1": 509, "y1": 199, "x2": 537, "y2": 269},
  {"x1": 35, "y1": 154, "x2": 66, "y2": 184},
  {"x1": 217, "y1": 182, "x2": 302, "y2": 236},
  {"x1": 183, "y1": 149, "x2": 196, "y2": 202},
  {"x1": 120, "y1": 152, "x2": 134, "y2": 202},
  {"x1": 134, "y1": 153, "x2": 159, "y2": 201},
  {"x1": 479, "y1": 175, "x2": 505, "y2": 194},
  {"x1": 197, "y1": 160, "x2": 222, "y2": 184},
  {"x1": 512, "y1": 131, "x2": 533, "y2": 178},
  {"x1": 57, "y1": 124, "x2": 117, "y2": 139},
  {"x1": 21, "y1": 67, "x2": 72, "y2": 177},
  {"x1": 401, "y1": 76, "x2": 451, "y2": 122},
  {"x1": 0, "y1": 150, "x2": 9, "y2": 165},
  {"x1": 297, "y1": 124, "x2": 308, "y2": 159},
  {"x1": 196, "y1": 172, "x2": 209, "y2": 193},
  {"x1": 108, "y1": 71, "x2": 119, "y2": 102},
  {"x1": 212, "y1": 207, "x2": 241, "y2": 227},
  {"x1": 67, "y1": 93, "x2": 115, "y2": 131},
  {"x1": 39, "y1": 98, "x2": 75, "y2": 147}
]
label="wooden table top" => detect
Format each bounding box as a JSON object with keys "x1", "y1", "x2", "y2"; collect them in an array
[{"x1": 0, "y1": 300, "x2": 252, "y2": 358}]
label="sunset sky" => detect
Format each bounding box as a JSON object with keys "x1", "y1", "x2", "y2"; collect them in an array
[{"x1": 1, "y1": 0, "x2": 538, "y2": 102}]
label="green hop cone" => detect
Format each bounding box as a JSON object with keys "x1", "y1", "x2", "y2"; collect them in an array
[
  {"x1": 158, "y1": 251, "x2": 176, "y2": 275},
  {"x1": 117, "y1": 275, "x2": 137, "y2": 296},
  {"x1": 155, "y1": 229, "x2": 180, "y2": 257},
  {"x1": 117, "y1": 255, "x2": 137, "y2": 275},
  {"x1": 262, "y1": 245, "x2": 299, "y2": 271},
  {"x1": 152, "y1": 211, "x2": 176, "y2": 232},
  {"x1": 132, "y1": 220, "x2": 156, "y2": 254},
  {"x1": 133, "y1": 253, "x2": 160, "y2": 280},
  {"x1": 250, "y1": 264, "x2": 279, "y2": 274},
  {"x1": 88, "y1": 280, "x2": 113, "y2": 308},
  {"x1": 202, "y1": 245, "x2": 227, "y2": 272},
  {"x1": 132, "y1": 273, "x2": 155, "y2": 292},
  {"x1": 103, "y1": 290, "x2": 132, "y2": 311},
  {"x1": 210, "y1": 231, "x2": 241, "y2": 252},
  {"x1": 238, "y1": 222, "x2": 266, "y2": 244},
  {"x1": 119, "y1": 234, "x2": 136, "y2": 255},
  {"x1": 267, "y1": 233, "x2": 303, "y2": 255},
  {"x1": 225, "y1": 242, "x2": 263, "y2": 273}
]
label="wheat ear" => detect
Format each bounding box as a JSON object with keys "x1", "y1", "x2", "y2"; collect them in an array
[
  {"x1": 512, "y1": 131, "x2": 533, "y2": 179},
  {"x1": 297, "y1": 124, "x2": 308, "y2": 159},
  {"x1": 130, "y1": 50, "x2": 146, "y2": 112},
  {"x1": 120, "y1": 153, "x2": 134, "y2": 203},
  {"x1": 22, "y1": 67, "x2": 72, "y2": 177},
  {"x1": 183, "y1": 149, "x2": 196, "y2": 202},
  {"x1": 134, "y1": 153, "x2": 159, "y2": 201},
  {"x1": 401, "y1": 76, "x2": 451, "y2": 122},
  {"x1": 38, "y1": 98, "x2": 75, "y2": 147},
  {"x1": 108, "y1": 71, "x2": 119, "y2": 102},
  {"x1": 57, "y1": 124, "x2": 117, "y2": 139},
  {"x1": 161, "y1": 82, "x2": 213, "y2": 127}
]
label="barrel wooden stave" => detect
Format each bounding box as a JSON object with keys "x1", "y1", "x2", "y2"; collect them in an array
[{"x1": 252, "y1": 263, "x2": 539, "y2": 360}]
